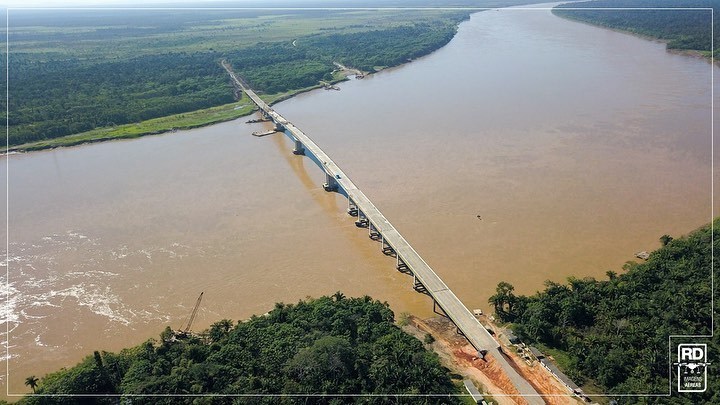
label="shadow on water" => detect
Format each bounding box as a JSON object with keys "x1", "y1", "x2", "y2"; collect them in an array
[
  {"x1": 270, "y1": 130, "x2": 348, "y2": 214},
  {"x1": 268, "y1": 128, "x2": 392, "y2": 264},
  {"x1": 276, "y1": 129, "x2": 349, "y2": 197}
]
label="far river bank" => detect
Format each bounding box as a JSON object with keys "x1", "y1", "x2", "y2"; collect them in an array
[{"x1": 9, "y1": 3, "x2": 716, "y2": 155}]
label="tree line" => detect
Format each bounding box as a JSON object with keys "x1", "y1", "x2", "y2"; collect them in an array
[
  {"x1": 225, "y1": 20, "x2": 465, "y2": 95},
  {"x1": 554, "y1": 0, "x2": 718, "y2": 53},
  {"x1": 8, "y1": 13, "x2": 468, "y2": 147},
  {"x1": 8, "y1": 51, "x2": 234, "y2": 146},
  {"x1": 490, "y1": 219, "x2": 717, "y2": 403},
  {"x1": 17, "y1": 294, "x2": 460, "y2": 404}
]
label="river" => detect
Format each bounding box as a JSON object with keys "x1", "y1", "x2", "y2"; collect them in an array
[{"x1": 1, "y1": 3, "x2": 715, "y2": 395}]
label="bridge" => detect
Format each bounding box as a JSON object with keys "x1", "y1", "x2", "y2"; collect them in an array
[{"x1": 223, "y1": 62, "x2": 544, "y2": 404}]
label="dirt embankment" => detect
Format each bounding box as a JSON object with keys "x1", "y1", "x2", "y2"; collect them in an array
[
  {"x1": 332, "y1": 62, "x2": 366, "y2": 78},
  {"x1": 402, "y1": 315, "x2": 584, "y2": 405}
]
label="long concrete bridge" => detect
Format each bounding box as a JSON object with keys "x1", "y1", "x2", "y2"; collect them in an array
[{"x1": 223, "y1": 62, "x2": 544, "y2": 404}]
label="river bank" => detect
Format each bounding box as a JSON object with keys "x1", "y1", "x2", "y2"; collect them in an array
[
  {"x1": 552, "y1": 2, "x2": 716, "y2": 65},
  {"x1": 6, "y1": 14, "x2": 458, "y2": 154},
  {"x1": 12, "y1": 2, "x2": 714, "y2": 155},
  {"x1": 8, "y1": 56, "x2": 407, "y2": 154},
  {"x1": 5, "y1": 79, "x2": 345, "y2": 153},
  {"x1": 556, "y1": 13, "x2": 716, "y2": 65}
]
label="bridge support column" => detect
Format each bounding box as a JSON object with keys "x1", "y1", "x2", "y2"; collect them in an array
[
  {"x1": 396, "y1": 256, "x2": 410, "y2": 273},
  {"x1": 369, "y1": 223, "x2": 381, "y2": 241},
  {"x1": 355, "y1": 211, "x2": 368, "y2": 228},
  {"x1": 274, "y1": 122, "x2": 285, "y2": 132},
  {"x1": 381, "y1": 237, "x2": 394, "y2": 256},
  {"x1": 323, "y1": 172, "x2": 338, "y2": 192},
  {"x1": 261, "y1": 111, "x2": 269, "y2": 120},
  {"x1": 292, "y1": 139, "x2": 305, "y2": 155},
  {"x1": 347, "y1": 198, "x2": 358, "y2": 217},
  {"x1": 412, "y1": 274, "x2": 427, "y2": 293}
]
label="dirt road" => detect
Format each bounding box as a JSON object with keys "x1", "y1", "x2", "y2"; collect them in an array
[{"x1": 403, "y1": 315, "x2": 585, "y2": 405}]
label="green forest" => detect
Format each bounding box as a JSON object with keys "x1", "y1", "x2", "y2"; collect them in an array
[
  {"x1": 16, "y1": 295, "x2": 461, "y2": 404},
  {"x1": 490, "y1": 219, "x2": 717, "y2": 403},
  {"x1": 228, "y1": 23, "x2": 462, "y2": 94},
  {"x1": 8, "y1": 1, "x2": 717, "y2": 150},
  {"x1": 7, "y1": 8, "x2": 468, "y2": 148},
  {"x1": 554, "y1": 0, "x2": 718, "y2": 54},
  {"x1": 9, "y1": 52, "x2": 235, "y2": 145}
]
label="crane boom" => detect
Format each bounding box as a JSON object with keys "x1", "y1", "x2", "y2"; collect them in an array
[{"x1": 182, "y1": 291, "x2": 203, "y2": 333}]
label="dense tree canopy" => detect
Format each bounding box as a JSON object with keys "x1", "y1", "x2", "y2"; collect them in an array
[
  {"x1": 554, "y1": 0, "x2": 718, "y2": 53},
  {"x1": 21, "y1": 295, "x2": 460, "y2": 404},
  {"x1": 9, "y1": 52, "x2": 234, "y2": 146},
  {"x1": 7, "y1": 9, "x2": 468, "y2": 147},
  {"x1": 491, "y1": 219, "x2": 717, "y2": 403},
  {"x1": 225, "y1": 21, "x2": 463, "y2": 94}
]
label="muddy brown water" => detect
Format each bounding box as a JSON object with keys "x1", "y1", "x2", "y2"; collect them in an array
[{"x1": 1, "y1": 4, "x2": 716, "y2": 395}]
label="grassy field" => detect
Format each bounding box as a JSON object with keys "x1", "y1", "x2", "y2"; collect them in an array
[{"x1": 9, "y1": 10, "x2": 459, "y2": 57}]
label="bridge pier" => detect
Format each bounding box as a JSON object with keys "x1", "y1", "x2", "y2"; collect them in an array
[
  {"x1": 381, "y1": 237, "x2": 395, "y2": 256},
  {"x1": 355, "y1": 211, "x2": 368, "y2": 228},
  {"x1": 347, "y1": 198, "x2": 358, "y2": 217},
  {"x1": 413, "y1": 274, "x2": 428, "y2": 294},
  {"x1": 323, "y1": 172, "x2": 339, "y2": 192},
  {"x1": 396, "y1": 256, "x2": 410, "y2": 273},
  {"x1": 274, "y1": 122, "x2": 285, "y2": 132},
  {"x1": 368, "y1": 223, "x2": 381, "y2": 241},
  {"x1": 292, "y1": 139, "x2": 305, "y2": 155}
]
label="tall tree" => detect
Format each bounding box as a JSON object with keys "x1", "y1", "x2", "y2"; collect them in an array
[
  {"x1": 489, "y1": 281, "x2": 517, "y2": 320},
  {"x1": 24, "y1": 375, "x2": 39, "y2": 393}
]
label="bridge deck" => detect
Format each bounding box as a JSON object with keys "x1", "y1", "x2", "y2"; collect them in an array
[{"x1": 225, "y1": 62, "x2": 543, "y2": 404}]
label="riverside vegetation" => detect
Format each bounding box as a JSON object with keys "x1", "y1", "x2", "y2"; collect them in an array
[
  {"x1": 8, "y1": 1, "x2": 716, "y2": 152},
  {"x1": 489, "y1": 219, "x2": 717, "y2": 403},
  {"x1": 6, "y1": 8, "x2": 470, "y2": 151},
  {"x1": 5, "y1": 0, "x2": 553, "y2": 152},
  {"x1": 553, "y1": 0, "x2": 719, "y2": 57},
  {"x1": 13, "y1": 295, "x2": 462, "y2": 404}
]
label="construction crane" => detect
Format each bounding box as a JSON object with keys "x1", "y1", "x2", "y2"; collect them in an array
[{"x1": 177, "y1": 291, "x2": 203, "y2": 337}]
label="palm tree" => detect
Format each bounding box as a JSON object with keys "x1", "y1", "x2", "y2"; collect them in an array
[
  {"x1": 25, "y1": 375, "x2": 39, "y2": 393},
  {"x1": 489, "y1": 281, "x2": 516, "y2": 318}
]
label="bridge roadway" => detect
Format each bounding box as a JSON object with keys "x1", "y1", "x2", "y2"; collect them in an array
[{"x1": 225, "y1": 62, "x2": 544, "y2": 404}]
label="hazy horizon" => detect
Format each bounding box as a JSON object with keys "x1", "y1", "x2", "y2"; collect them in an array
[{"x1": 2, "y1": 0, "x2": 471, "y2": 9}]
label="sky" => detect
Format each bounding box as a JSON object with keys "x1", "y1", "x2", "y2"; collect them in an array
[
  {"x1": 0, "y1": 0, "x2": 499, "y2": 9},
  {"x1": 2, "y1": 0, "x2": 179, "y2": 6},
  {"x1": 4, "y1": 1, "x2": 198, "y2": 6},
  {"x1": 0, "y1": 0, "x2": 166, "y2": 7},
  {"x1": 0, "y1": 0, "x2": 297, "y2": 7},
  {"x1": 0, "y1": 0, "x2": 363, "y2": 8}
]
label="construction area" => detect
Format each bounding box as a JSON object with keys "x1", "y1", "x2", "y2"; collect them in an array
[{"x1": 402, "y1": 314, "x2": 590, "y2": 405}]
